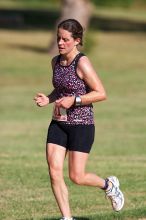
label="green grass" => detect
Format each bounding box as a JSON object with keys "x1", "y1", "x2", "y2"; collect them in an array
[
  {"x1": 0, "y1": 29, "x2": 146, "y2": 220},
  {"x1": 93, "y1": 6, "x2": 146, "y2": 22}
]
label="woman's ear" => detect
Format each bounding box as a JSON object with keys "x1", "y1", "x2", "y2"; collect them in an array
[{"x1": 75, "y1": 38, "x2": 81, "y2": 46}]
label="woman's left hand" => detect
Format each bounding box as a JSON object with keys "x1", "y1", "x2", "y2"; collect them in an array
[{"x1": 55, "y1": 96, "x2": 75, "y2": 109}]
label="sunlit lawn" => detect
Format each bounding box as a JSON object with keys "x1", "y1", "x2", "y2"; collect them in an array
[{"x1": 0, "y1": 29, "x2": 146, "y2": 220}]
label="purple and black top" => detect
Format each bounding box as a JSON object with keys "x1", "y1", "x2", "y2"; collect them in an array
[{"x1": 52, "y1": 53, "x2": 94, "y2": 125}]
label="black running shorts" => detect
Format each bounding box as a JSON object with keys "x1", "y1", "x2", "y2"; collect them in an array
[{"x1": 46, "y1": 120, "x2": 95, "y2": 153}]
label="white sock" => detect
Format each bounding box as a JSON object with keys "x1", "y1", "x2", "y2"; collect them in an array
[{"x1": 106, "y1": 181, "x2": 113, "y2": 192}]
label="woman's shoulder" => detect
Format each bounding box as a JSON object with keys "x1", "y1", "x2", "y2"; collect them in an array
[
  {"x1": 78, "y1": 54, "x2": 92, "y2": 69},
  {"x1": 76, "y1": 54, "x2": 95, "y2": 79}
]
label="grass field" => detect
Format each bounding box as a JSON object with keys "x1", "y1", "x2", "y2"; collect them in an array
[{"x1": 0, "y1": 28, "x2": 146, "y2": 220}]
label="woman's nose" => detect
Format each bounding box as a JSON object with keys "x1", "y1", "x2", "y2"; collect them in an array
[{"x1": 58, "y1": 39, "x2": 63, "y2": 45}]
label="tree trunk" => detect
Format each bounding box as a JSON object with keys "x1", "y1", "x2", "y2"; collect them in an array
[{"x1": 48, "y1": 0, "x2": 93, "y2": 55}]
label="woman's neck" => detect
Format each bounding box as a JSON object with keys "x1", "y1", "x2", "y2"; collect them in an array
[{"x1": 60, "y1": 49, "x2": 80, "y2": 66}]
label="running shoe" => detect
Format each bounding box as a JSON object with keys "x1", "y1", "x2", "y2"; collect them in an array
[{"x1": 105, "y1": 176, "x2": 124, "y2": 211}]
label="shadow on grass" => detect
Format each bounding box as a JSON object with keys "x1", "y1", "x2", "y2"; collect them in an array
[
  {"x1": 41, "y1": 218, "x2": 90, "y2": 220},
  {"x1": 1, "y1": 8, "x2": 146, "y2": 32},
  {"x1": 17, "y1": 207, "x2": 146, "y2": 220},
  {"x1": 17, "y1": 217, "x2": 90, "y2": 220},
  {"x1": 39, "y1": 207, "x2": 146, "y2": 220}
]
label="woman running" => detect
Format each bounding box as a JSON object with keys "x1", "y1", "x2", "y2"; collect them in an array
[{"x1": 34, "y1": 19, "x2": 124, "y2": 220}]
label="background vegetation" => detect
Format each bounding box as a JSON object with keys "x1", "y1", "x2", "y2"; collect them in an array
[
  {"x1": 92, "y1": 0, "x2": 146, "y2": 7},
  {"x1": 1, "y1": 0, "x2": 146, "y2": 24},
  {"x1": 1, "y1": 0, "x2": 146, "y2": 8},
  {"x1": 0, "y1": 1, "x2": 146, "y2": 220}
]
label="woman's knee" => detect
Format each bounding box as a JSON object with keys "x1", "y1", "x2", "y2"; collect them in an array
[
  {"x1": 48, "y1": 161, "x2": 63, "y2": 183},
  {"x1": 46, "y1": 143, "x2": 65, "y2": 183},
  {"x1": 69, "y1": 171, "x2": 84, "y2": 185}
]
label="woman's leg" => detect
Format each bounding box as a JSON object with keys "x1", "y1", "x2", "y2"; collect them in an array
[
  {"x1": 46, "y1": 143, "x2": 72, "y2": 218},
  {"x1": 68, "y1": 151, "x2": 105, "y2": 188},
  {"x1": 69, "y1": 151, "x2": 124, "y2": 212}
]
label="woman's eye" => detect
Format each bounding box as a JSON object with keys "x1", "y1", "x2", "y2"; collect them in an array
[
  {"x1": 64, "y1": 38, "x2": 68, "y2": 42},
  {"x1": 57, "y1": 37, "x2": 69, "y2": 42}
]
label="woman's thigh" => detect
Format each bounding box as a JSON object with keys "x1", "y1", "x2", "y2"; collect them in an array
[
  {"x1": 68, "y1": 150, "x2": 89, "y2": 176},
  {"x1": 46, "y1": 143, "x2": 67, "y2": 172}
]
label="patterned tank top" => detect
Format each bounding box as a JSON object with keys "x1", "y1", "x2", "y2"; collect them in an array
[{"x1": 52, "y1": 53, "x2": 94, "y2": 125}]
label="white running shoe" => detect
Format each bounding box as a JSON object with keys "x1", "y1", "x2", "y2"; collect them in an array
[{"x1": 105, "y1": 176, "x2": 124, "y2": 212}]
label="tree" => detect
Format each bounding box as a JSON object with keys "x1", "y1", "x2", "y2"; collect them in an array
[{"x1": 48, "y1": 0, "x2": 93, "y2": 54}]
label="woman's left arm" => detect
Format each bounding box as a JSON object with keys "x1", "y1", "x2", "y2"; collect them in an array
[
  {"x1": 55, "y1": 56, "x2": 107, "y2": 109},
  {"x1": 77, "y1": 56, "x2": 107, "y2": 105}
]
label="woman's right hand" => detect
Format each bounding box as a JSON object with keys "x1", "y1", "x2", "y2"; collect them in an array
[{"x1": 34, "y1": 93, "x2": 49, "y2": 107}]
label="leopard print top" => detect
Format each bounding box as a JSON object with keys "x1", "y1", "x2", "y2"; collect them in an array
[{"x1": 52, "y1": 53, "x2": 94, "y2": 125}]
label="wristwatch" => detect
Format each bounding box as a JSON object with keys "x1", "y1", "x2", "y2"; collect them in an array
[{"x1": 75, "y1": 96, "x2": 82, "y2": 106}]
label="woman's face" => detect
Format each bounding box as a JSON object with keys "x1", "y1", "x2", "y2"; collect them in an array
[{"x1": 57, "y1": 28, "x2": 79, "y2": 55}]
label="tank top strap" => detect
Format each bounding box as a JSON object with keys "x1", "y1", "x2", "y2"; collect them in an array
[
  {"x1": 54, "y1": 53, "x2": 85, "y2": 69},
  {"x1": 52, "y1": 55, "x2": 61, "y2": 71},
  {"x1": 56, "y1": 55, "x2": 61, "y2": 64},
  {"x1": 74, "y1": 52, "x2": 85, "y2": 70}
]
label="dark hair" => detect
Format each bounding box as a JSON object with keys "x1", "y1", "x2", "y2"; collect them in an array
[{"x1": 57, "y1": 19, "x2": 84, "y2": 46}]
